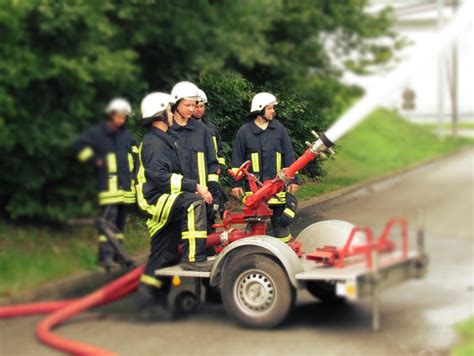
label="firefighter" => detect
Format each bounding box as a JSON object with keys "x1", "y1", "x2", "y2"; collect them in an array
[
  {"x1": 169, "y1": 82, "x2": 220, "y2": 232},
  {"x1": 193, "y1": 88, "x2": 228, "y2": 219},
  {"x1": 73, "y1": 98, "x2": 137, "y2": 269},
  {"x1": 193, "y1": 89, "x2": 226, "y2": 169},
  {"x1": 136, "y1": 92, "x2": 213, "y2": 315},
  {"x1": 231, "y1": 92, "x2": 299, "y2": 242}
]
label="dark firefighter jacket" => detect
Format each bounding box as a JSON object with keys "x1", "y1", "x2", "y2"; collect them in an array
[
  {"x1": 136, "y1": 127, "x2": 198, "y2": 237},
  {"x1": 231, "y1": 119, "x2": 299, "y2": 203},
  {"x1": 169, "y1": 118, "x2": 220, "y2": 187},
  {"x1": 73, "y1": 122, "x2": 137, "y2": 205},
  {"x1": 195, "y1": 114, "x2": 226, "y2": 168}
]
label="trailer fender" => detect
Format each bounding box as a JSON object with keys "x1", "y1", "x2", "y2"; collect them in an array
[
  {"x1": 209, "y1": 236, "x2": 304, "y2": 288},
  {"x1": 296, "y1": 219, "x2": 366, "y2": 253}
]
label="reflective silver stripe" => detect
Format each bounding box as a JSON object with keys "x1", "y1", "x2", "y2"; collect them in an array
[{"x1": 170, "y1": 173, "x2": 183, "y2": 194}]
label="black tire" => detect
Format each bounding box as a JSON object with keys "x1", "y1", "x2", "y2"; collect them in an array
[
  {"x1": 174, "y1": 291, "x2": 197, "y2": 316},
  {"x1": 221, "y1": 254, "x2": 295, "y2": 328},
  {"x1": 306, "y1": 281, "x2": 346, "y2": 304}
]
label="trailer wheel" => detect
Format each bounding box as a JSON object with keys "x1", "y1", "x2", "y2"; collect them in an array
[
  {"x1": 174, "y1": 291, "x2": 197, "y2": 316},
  {"x1": 221, "y1": 254, "x2": 294, "y2": 328},
  {"x1": 306, "y1": 281, "x2": 345, "y2": 304}
]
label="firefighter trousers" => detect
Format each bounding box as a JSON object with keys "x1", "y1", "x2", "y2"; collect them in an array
[
  {"x1": 269, "y1": 204, "x2": 292, "y2": 243},
  {"x1": 98, "y1": 204, "x2": 128, "y2": 262},
  {"x1": 140, "y1": 192, "x2": 208, "y2": 290}
]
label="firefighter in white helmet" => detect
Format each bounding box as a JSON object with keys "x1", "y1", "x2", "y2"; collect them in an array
[
  {"x1": 135, "y1": 91, "x2": 214, "y2": 316},
  {"x1": 231, "y1": 92, "x2": 299, "y2": 243},
  {"x1": 169, "y1": 82, "x2": 220, "y2": 234},
  {"x1": 73, "y1": 98, "x2": 137, "y2": 269},
  {"x1": 193, "y1": 88, "x2": 228, "y2": 219}
]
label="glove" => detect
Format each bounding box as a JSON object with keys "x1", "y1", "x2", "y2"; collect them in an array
[
  {"x1": 208, "y1": 181, "x2": 221, "y2": 203},
  {"x1": 208, "y1": 181, "x2": 228, "y2": 217},
  {"x1": 279, "y1": 193, "x2": 298, "y2": 227}
]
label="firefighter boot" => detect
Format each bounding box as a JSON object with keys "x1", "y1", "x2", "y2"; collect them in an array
[
  {"x1": 180, "y1": 259, "x2": 214, "y2": 272},
  {"x1": 98, "y1": 242, "x2": 117, "y2": 271},
  {"x1": 136, "y1": 284, "x2": 173, "y2": 321}
]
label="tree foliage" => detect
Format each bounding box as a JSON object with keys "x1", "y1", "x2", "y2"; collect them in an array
[{"x1": 0, "y1": 0, "x2": 396, "y2": 221}]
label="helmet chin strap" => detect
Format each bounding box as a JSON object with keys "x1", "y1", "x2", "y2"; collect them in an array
[
  {"x1": 262, "y1": 114, "x2": 272, "y2": 122},
  {"x1": 259, "y1": 108, "x2": 272, "y2": 122},
  {"x1": 173, "y1": 104, "x2": 189, "y2": 124}
]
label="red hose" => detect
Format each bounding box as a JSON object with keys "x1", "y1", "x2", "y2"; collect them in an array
[
  {"x1": 35, "y1": 266, "x2": 144, "y2": 355},
  {"x1": 0, "y1": 300, "x2": 74, "y2": 318},
  {"x1": 0, "y1": 266, "x2": 143, "y2": 355}
]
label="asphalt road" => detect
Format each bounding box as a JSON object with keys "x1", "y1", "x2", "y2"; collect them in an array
[{"x1": 1, "y1": 148, "x2": 473, "y2": 355}]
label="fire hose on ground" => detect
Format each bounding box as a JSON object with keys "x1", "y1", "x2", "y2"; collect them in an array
[{"x1": 1, "y1": 266, "x2": 143, "y2": 355}]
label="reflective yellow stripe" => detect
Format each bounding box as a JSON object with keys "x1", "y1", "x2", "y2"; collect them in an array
[
  {"x1": 276, "y1": 152, "x2": 282, "y2": 173},
  {"x1": 136, "y1": 142, "x2": 180, "y2": 237},
  {"x1": 128, "y1": 153, "x2": 134, "y2": 172},
  {"x1": 146, "y1": 194, "x2": 169, "y2": 231},
  {"x1": 115, "y1": 233, "x2": 124, "y2": 240},
  {"x1": 277, "y1": 235, "x2": 292, "y2": 243},
  {"x1": 218, "y1": 157, "x2": 226, "y2": 165},
  {"x1": 212, "y1": 136, "x2": 218, "y2": 154},
  {"x1": 140, "y1": 275, "x2": 163, "y2": 288},
  {"x1": 148, "y1": 193, "x2": 180, "y2": 237},
  {"x1": 123, "y1": 187, "x2": 136, "y2": 204},
  {"x1": 98, "y1": 189, "x2": 124, "y2": 205},
  {"x1": 283, "y1": 208, "x2": 295, "y2": 218},
  {"x1": 268, "y1": 192, "x2": 287, "y2": 205},
  {"x1": 197, "y1": 151, "x2": 207, "y2": 187},
  {"x1": 208, "y1": 173, "x2": 219, "y2": 182},
  {"x1": 98, "y1": 235, "x2": 108, "y2": 242},
  {"x1": 182, "y1": 231, "x2": 207, "y2": 239},
  {"x1": 170, "y1": 173, "x2": 183, "y2": 194},
  {"x1": 231, "y1": 168, "x2": 239, "y2": 174},
  {"x1": 99, "y1": 190, "x2": 123, "y2": 199},
  {"x1": 77, "y1": 146, "x2": 94, "y2": 162},
  {"x1": 99, "y1": 196, "x2": 124, "y2": 205},
  {"x1": 108, "y1": 175, "x2": 118, "y2": 193},
  {"x1": 251, "y1": 153, "x2": 260, "y2": 172},
  {"x1": 136, "y1": 143, "x2": 155, "y2": 216},
  {"x1": 106, "y1": 153, "x2": 117, "y2": 173},
  {"x1": 186, "y1": 203, "x2": 196, "y2": 262},
  {"x1": 132, "y1": 145, "x2": 139, "y2": 153}
]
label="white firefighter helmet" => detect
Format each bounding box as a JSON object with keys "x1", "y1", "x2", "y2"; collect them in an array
[
  {"x1": 250, "y1": 92, "x2": 278, "y2": 113},
  {"x1": 170, "y1": 81, "x2": 200, "y2": 103},
  {"x1": 140, "y1": 92, "x2": 173, "y2": 119},
  {"x1": 105, "y1": 98, "x2": 132, "y2": 116},
  {"x1": 197, "y1": 88, "x2": 208, "y2": 103}
]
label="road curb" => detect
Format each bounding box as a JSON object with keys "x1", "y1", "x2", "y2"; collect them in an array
[
  {"x1": 298, "y1": 145, "x2": 473, "y2": 209},
  {"x1": 2, "y1": 146, "x2": 472, "y2": 305}
]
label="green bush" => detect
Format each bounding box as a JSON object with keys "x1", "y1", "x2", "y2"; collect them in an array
[{"x1": 0, "y1": 0, "x2": 394, "y2": 222}]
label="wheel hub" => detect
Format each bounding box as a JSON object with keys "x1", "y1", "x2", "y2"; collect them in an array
[{"x1": 235, "y1": 270, "x2": 275, "y2": 315}]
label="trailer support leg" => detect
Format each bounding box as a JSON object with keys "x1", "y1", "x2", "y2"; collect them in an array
[
  {"x1": 194, "y1": 278, "x2": 202, "y2": 304},
  {"x1": 371, "y1": 249, "x2": 380, "y2": 331}
]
